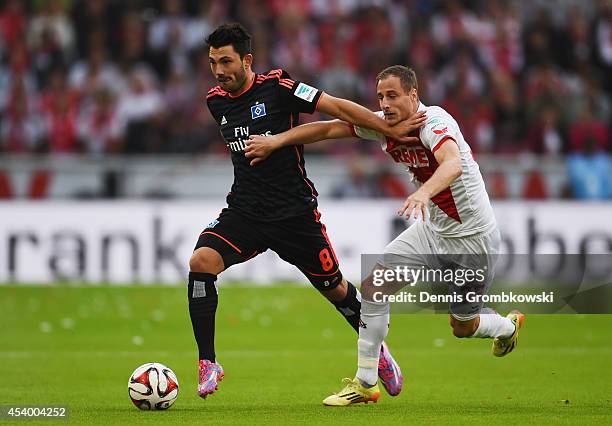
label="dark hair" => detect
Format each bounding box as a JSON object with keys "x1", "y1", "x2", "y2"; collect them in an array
[
  {"x1": 205, "y1": 23, "x2": 252, "y2": 58},
  {"x1": 376, "y1": 65, "x2": 418, "y2": 93}
]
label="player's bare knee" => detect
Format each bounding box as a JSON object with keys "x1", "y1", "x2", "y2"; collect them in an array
[
  {"x1": 189, "y1": 248, "x2": 224, "y2": 274},
  {"x1": 450, "y1": 316, "x2": 478, "y2": 338},
  {"x1": 452, "y1": 326, "x2": 472, "y2": 338}
]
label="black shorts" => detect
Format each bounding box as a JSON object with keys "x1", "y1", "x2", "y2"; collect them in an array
[{"x1": 194, "y1": 208, "x2": 343, "y2": 290}]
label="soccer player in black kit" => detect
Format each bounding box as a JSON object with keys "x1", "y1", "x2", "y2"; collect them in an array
[{"x1": 188, "y1": 22, "x2": 424, "y2": 399}]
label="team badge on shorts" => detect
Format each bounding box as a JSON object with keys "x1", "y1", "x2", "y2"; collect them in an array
[{"x1": 251, "y1": 102, "x2": 266, "y2": 119}]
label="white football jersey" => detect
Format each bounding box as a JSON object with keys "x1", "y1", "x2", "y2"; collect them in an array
[{"x1": 351, "y1": 102, "x2": 496, "y2": 237}]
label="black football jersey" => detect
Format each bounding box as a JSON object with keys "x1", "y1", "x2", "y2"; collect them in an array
[{"x1": 206, "y1": 69, "x2": 324, "y2": 221}]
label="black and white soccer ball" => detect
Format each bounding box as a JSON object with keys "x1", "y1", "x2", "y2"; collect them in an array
[{"x1": 128, "y1": 362, "x2": 179, "y2": 410}]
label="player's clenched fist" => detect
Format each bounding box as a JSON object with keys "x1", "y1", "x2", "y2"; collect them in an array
[
  {"x1": 398, "y1": 190, "x2": 431, "y2": 221},
  {"x1": 245, "y1": 135, "x2": 282, "y2": 166}
]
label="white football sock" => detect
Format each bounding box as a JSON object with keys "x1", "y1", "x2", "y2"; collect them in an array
[
  {"x1": 471, "y1": 308, "x2": 515, "y2": 339},
  {"x1": 356, "y1": 300, "x2": 390, "y2": 386}
]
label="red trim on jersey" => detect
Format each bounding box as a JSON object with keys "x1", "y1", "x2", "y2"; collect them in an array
[
  {"x1": 294, "y1": 145, "x2": 317, "y2": 199},
  {"x1": 256, "y1": 69, "x2": 283, "y2": 84},
  {"x1": 431, "y1": 136, "x2": 457, "y2": 154},
  {"x1": 201, "y1": 231, "x2": 242, "y2": 253},
  {"x1": 304, "y1": 267, "x2": 340, "y2": 277},
  {"x1": 228, "y1": 74, "x2": 256, "y2": 98},
  {"x1": 314, "y1": 91, "x2": 325, "y2": 111},
  {"x1": 206, "y1": 86, "x2": 228, "y2": 99},
  {"x1": 349, "y1": 122, "x2": 358, "y2": 137},
  {"x1": 313, "y1": 208, "x2": 339, "y2": 264},
  {"x1": 267, "y1": 68, "x2": 283, "y2": 75},
  {"x1": 290, "y1": 111, "x2": 317, "y2": 199},
  {"x1": 245, "y1": 250, "x2": 259, "y2": 260},
  {"x1": 431, "y1": 188, "x2": 462, "y2": 223},
  {"x1": 280, "y1": 78, "x2": 295, "y2": 88},
  {"x1": 207, "y1": 85, "x2": 227, "y2": 95}
]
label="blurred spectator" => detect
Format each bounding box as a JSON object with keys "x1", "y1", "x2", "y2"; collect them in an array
[
  {"x1": 375, "y1": 168, "x2": 408, "y2": 198},
  {"x1": 0, "y1": 78, "x2": 44, "y2": 153},
  {"x1": 77, "y1": 87, "x2": 123, "y2": 155},
  {"x1": 116, "y1": 11, "x2": 151, "y2": 75},
  {"x1": 272, "y1": 5, "x2": 320, "y2": 79},
  {"x1": 183, "y1": 1, "x2": 224, "y2": 52},
  {"x1": 568, "y1": 105, "x2": 610, "y2": 153},
  {"x1": 317, "y1": 54, "x2": 364, "y2": 102},
  {"x1": 487, "y1": 172, "x2": 510, "y2": 199},
  {"x1": 38, "y1": 66, "x2": 81, "y2": 153},
  {"x1": 0, "y1": 41, "x2": 37, "y2": 113},
  {"x1": 437, "y1": 48, "x2": 487, "y2": 100},
  {"x1": 522, "y1": 7, "x2": 560, "y2": 67},
  {"x1": 567, "y1": 151, "x2": 611, "y2": 200},
  {"x1": 558, "y1": 9, "x2": 594, "y2": 72},
  {"x1": 431, "y1": 0, "x2": 477, "y2": 54},
  {"x1": 68, "y1": 44, "x2": 125, "y2": 104},
  {"x1": 567, "y1": 104, "x2": 611, "y2": 199},
  {"x1": 442, "y1": 82, "x2": 494, "y2": 153},
  {"x1": 522, "y1": 170, "x2": 548, "y2": 199},
  {"x1": 148, "y1": 0, "x2": 192, "y2": 78},
  {"x1": 472, "y1": 0, "x2": 523, "y2": 75},
  {"x1": 0, "y1": 0, "x2": 608, "y2": 200},
  {"x1": 117, "y1": 67, "x2": 164, "y2": 153},
  {"x1": 594, "y1": 0, "x2": 612, "y2": 92},
  {"x1": 71, "y1": 0, "x2": 119, "y2": 59},
  {"x1": 524, "y1": 105, "x2": 566, "y2": 155},
  {"x1": 331, "y1": 161, "x2": 377, "y2": 198},
  {"x1": 489, "y1": 69, "x2": 523, "y2": 152},
  {"x1": 0, "y1": 0, "x2": 27, "y2": 50},
  {"x1": 27, "y1": 0, "x2": 75, "y2": 58}
]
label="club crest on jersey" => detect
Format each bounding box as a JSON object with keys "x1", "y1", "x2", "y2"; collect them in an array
[
  {"x1": 294, "y1": 82, "x2": 317, "y2": 102},
  {"x1": 250, "y1": 103, "x2": 266, "y2": 120}
]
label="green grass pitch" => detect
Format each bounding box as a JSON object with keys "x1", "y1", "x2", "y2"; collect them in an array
[{"x1": 1, "y1": 285, "x2": 611, "y2": 425}]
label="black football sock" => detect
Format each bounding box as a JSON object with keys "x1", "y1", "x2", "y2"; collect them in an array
[
  {"x1": 187, "y1": 272, "x2": 219, "y2": 361},
  {"x1": 332, "y1": 281, "x2": 362, "y2": 332}
]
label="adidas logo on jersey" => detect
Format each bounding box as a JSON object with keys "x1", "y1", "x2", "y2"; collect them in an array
[{"x1": 221, "y1": 116, "x2": 227, "y2": 125}]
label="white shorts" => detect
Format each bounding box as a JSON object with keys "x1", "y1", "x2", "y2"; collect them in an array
[{"x1": 379, "y1": 221, "x2": 501, "y2": 321}]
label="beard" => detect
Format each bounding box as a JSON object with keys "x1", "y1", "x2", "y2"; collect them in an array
[{"x1": 228, "y1": 67, "x2": 248, "y2": 93}]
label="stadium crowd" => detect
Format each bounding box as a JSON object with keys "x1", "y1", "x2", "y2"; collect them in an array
[{"x1": 0, "y1": 0, "x2": 610, "y2": 198}]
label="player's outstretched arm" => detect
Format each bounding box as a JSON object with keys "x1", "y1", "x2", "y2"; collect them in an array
[
  {"x1": 398, "y1": 140, "x2": 462, "y2": 221},
  {"x1": 316, "y1": 93, "x2": 426, "y2": 142},
  {"x1": 245, "y1": 120, "x2": 352, "y2": 166}
]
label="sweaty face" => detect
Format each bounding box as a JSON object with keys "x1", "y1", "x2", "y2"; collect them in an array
[
  {"x1": 376, "y1": 76, "x2": 419, "y2": 126},
  {"x1": 209, "y1": 45, "x2": 249, "y2": 94}
]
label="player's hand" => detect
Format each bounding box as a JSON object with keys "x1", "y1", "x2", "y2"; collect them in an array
[
  {"x1": 387, "y1": 111, "x2": 427, "y2": 142},
  {"x1": 397, "y1": 190, "x2": 430, "y2": 221},
  {"x1": 245, "y1": 135, "x2": 281, "y2": 166}
]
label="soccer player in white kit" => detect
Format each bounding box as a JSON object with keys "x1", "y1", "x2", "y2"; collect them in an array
[{"x1": 245, "y1": 65, "x2": 525, "y2": 406}]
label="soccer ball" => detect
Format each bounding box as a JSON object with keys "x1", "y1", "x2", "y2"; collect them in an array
[{"x1": 128, "y1": 362, "x2": 179, "y2": 410}]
